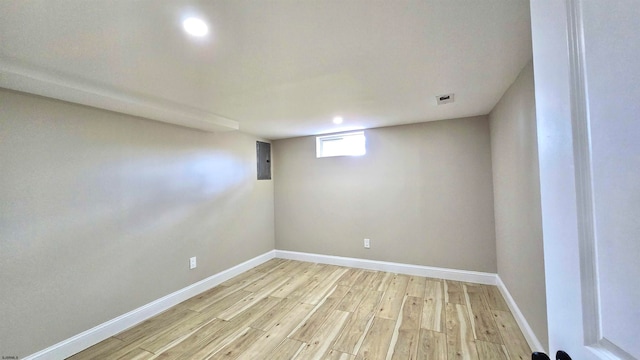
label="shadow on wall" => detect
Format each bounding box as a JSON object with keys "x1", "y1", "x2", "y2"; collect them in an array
[
  {"x1": 6, "y1": 150, "x2": 248, "y2": 240},
  {"x1": 2, "y1": 148, "x2": 253, "y2": 310},
  {"x1": 0, "y1": 88, "x2": 276, "y2": 358}
]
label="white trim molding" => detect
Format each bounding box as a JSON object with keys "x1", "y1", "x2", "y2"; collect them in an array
[
  {"x1": 26, "y1": 250, "x2": 546, "y2": 359},
  {"x1": 275, "y1": 250, "x2": 497, "y2": 285},
  {"x1": 495, "y1": 275, "x2": 545, "y2": 353},
  {"x1": 277, "y1": 250, "x2": 545, "y2": 352},
  {"x1": 24, "y1": 250, "x2": 276, "y2": 360},
  {"x1": 565, "y1": 0, "x2": 600, "y2": 346},
  {"x1": 565, "y1": 2, "x2": 633, "y2": 359},
  {"x1": 0, "y1": 58, "x2": 239, "y2": 133}
]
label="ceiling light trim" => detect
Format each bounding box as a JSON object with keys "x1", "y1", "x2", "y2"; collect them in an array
[{"x1": 0, "y1": 58, "x2": 238, "y2": 132}]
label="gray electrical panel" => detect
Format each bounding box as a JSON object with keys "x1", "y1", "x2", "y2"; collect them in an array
[{"x1": 256, "y1": 141, "x2": 271, "y2": 180}]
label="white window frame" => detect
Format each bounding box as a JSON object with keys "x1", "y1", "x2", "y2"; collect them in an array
[{"x1": 316, "y1": 131, "x2": 366, "y2": 158}]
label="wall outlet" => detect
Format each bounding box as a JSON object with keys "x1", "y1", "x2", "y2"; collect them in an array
[
  {"x1": 364, "y1": 238, "x2": 370, "y2": 249},
  {"x1": 189, "y1": 256, "x2": 197, "y2": 269}
]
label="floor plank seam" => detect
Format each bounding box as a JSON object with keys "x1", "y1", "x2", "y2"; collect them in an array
[{"x1": 66, "y1": 259, "x2": 532, "y2": 360}]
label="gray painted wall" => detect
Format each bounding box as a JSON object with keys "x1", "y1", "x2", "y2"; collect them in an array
[
  {"x1": 1, "y1": 64, "x2": 550, "y2": 357},
  {"x1": 0, "y1": 89, "x2": 274, "y2": 357},
  {"x1": 273, "y1": 117, "x2": 497, "y2": 272},
  {"x1": 489, "y1": 61, "x2": 548, "y2": 350}
]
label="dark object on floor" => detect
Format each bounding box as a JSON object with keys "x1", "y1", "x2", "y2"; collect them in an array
[
  {"x1": 532, "y1": 350, "x2": 572, "y2": 360},
  {"x1": 532, "y1": 352, "x2": 551, "y2": 360}
]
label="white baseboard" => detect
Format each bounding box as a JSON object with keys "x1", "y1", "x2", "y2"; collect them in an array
[
  {"x1": 274, "y1": 250, "x2": 497, "y2": 285},
  {"x1": 275, "y1": 250, "x2": 545, "y2": 352},
  {"x1": 495, "y1": 275, "x2": 545, "y2": 353},
  {"x1": 26, "y1": 250, "x2": 544, "y2": 359},
  {"x1": 25, "y1": 250, "x2": 276, "y2": 360}
]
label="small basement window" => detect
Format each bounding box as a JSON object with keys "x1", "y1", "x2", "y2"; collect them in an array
[{"x1": 316, "y1": 131, "x2": 366, "y2": 158}]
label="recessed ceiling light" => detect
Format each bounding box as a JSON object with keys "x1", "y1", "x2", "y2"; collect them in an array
[
  {"x1": 333, "y1": 116, "x2": 344, "y2": 124},
  {"x1": 183, "y1": 17, "x2": 208, "y2": 37}
]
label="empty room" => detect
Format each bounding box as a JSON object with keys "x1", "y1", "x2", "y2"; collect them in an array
[{"x1": 1, "y1": 1, "x2": 638, "y2": 360}]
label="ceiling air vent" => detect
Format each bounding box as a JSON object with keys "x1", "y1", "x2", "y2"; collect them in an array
[{"x1": 436, "y1": 93, "x2": 455, "y2": 105}]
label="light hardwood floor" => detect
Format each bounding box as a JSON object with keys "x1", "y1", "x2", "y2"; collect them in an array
[{"x1": 67, "y1": 259, "x2": 531, "y2": 359}]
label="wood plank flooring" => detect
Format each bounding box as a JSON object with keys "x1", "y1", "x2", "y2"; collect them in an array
[{"x1": 67, "y1": 259, "x2": 531, "y2": 360}]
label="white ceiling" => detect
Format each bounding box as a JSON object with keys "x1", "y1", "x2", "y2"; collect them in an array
[{"x1": 0, "y1": 0, "x2": 532, "y2": 140}]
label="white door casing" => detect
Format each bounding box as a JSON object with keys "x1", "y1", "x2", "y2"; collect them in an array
[{"x1": 531, "y1": 0, "x2": 640, "y2": 359}]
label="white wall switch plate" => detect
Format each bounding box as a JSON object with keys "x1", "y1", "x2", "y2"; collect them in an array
[
  {"x1": 189, "y1": 256, "x2": 197, "y2": 269},
  {"x1": 364, "y1": 238, "x2": 370, "y2": 249}
]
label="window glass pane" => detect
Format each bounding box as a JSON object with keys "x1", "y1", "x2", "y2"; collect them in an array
[{"x1": 316, "y1": 132, "x2": 366, "y2": 157}]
